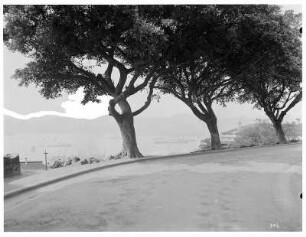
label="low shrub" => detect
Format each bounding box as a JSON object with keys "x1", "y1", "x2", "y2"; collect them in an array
[
  {"x1": 50, "y1": 160, "x2": 64, "y2": 169},
  {"x1": 49, "y1": 156, "x2": 101, "y2": 169},
  {"x1": 89, "y1": 157, "x2": 100, "y2": 164},
  {"x1": 199, "y1": 138, "x2": 211, "y2": 150},
  {"x1": 233, "y1": 120, "x2": 278, "y2": 147}
]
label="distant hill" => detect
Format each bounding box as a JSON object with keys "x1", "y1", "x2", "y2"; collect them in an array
[
  {"x1": 3, "y1": 113, "x2": 262, "y2": 137},
  {"x1": 4, "y1": 113, "x2": 209, "y2": 137},
  {"x1": 4, "y1": 115, "x2": 116, "y2": 135}
]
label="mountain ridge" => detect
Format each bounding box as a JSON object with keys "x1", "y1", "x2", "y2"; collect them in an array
[{"x1": 4, "y1": 113, "x2": 261, "y2": 137}]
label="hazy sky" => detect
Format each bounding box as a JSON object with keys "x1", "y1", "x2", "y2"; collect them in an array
[{"x1": 2, "y1": 4, "x2": 302, "y2": 123}]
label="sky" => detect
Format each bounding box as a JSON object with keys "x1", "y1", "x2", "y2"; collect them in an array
[{"x1": 1, "y1": 4, "x2": 303, "y2": 123}]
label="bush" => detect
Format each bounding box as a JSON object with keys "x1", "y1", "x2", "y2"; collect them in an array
[
  {"x1": 283, "y1": 122, "x2": 302, "y2": 142},
  {"x1": 199, "y1": 138, "x2": 211, "y2": 150},
  {"x1": 89, "y1": 157, "x2": 100, "y2": 164},
  {"x1": 49, "y1": 156, "x2": 101, "y2": 169},
  {"x1": 50, "y1": 160, "x2": 64, "y2": 169},
  {"x1": 233, "y1": 120, "x2": 278, "y2": 147}
]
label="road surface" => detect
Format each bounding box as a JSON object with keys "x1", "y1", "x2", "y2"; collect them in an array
[{"x1": 4, "y1": 144, "x2": 302, "y2": 231}]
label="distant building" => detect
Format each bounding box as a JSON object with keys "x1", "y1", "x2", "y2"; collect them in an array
[{"x1": 20, "y1": 161, "x2": 45, "y2": 170}]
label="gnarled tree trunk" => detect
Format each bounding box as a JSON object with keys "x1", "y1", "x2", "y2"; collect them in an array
[
  {"x1": 188, "y1": 101, "x2": 222, "y2": 150},
  {"x1": 109, "y1": 99, "x2": 143, "y2": 159},
  {"x1": 116, "y1": 113, "x2": 143, "y2": 158},
  {"x1": 273, "y1": 121, "x2": 287, "y2": 144},
  {"x1": 206, "y1": 114, "x2": 222, "y2": 150}
]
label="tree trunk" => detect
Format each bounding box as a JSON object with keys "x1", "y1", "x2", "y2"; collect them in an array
[
  {"x1": 110, "y1": 99, "x2": 143, "y2": 159},
  {"x1": 206, "y1": 116, "x2": 222, "y2": 150},
  {"x1": 273, "y1": 121, "x2": 287, "y2": 144}
]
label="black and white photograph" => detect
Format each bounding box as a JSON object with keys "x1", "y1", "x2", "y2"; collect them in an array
[{"x1": 1, "y1": 1, "x2": 303, "y2": 233}]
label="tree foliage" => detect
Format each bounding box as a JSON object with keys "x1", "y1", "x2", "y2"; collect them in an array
[
  {"x1": 4, "y1": 5, "x2": 178, "y2": 158},
  {"x1": 154, "y1": 5, "x2": 284, "y2": 149},
  {"x1": 156, "y1": 6, "x2": 242, "y2": 115},
  {"x1": 4, "y1": 5, "x2": 302, "y2": 154},
  {"x1": 4, "y1": 5, "x2": 172, "y2": 107},
  {"x1": 225, "y1": 7, "x2": 302, "y2": 142}
]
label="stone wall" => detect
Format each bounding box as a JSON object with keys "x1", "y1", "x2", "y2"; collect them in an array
[{"x1": 4, "y1": 154, "x2": 21, "y2": 178}]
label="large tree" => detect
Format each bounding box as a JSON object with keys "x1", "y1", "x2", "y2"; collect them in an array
[
  {"x1": 155, "y1": 5, "x2": 267, "y2": 150},
  {"x1": 4, "y1": 5, "x2": 173, "y2": 158},
  {"x1": 226, "y1": 7, "x2": 302, "y2": 144},
  {"x1": 156, "y1": 60, "x2": 234, "y2": 150}
]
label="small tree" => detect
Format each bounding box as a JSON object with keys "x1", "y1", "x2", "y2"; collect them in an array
[{"x1": 4, "y1": 5, "x2": 172, "y2": 158}]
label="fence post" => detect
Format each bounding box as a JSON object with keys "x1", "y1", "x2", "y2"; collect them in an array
[{"x1": 44, "y1": 149, "x2": 48, "y2": 170}]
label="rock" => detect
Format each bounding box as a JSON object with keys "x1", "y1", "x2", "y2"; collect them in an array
[
  {"x1": 81, "y1": 159, "x2": 88, "y2": 165},
  {"x1": 89, "y1": 157, "x2": 100, "y2": 164},
  {"x1": 50, "y1": 160, "x2": 63, "y2": 169},
  {"x1": 73, "y1": 157, "x2": 80, "y2": 163},
  {"x1": 66, "y1": 158, "x2": 72, "y2": 166}
]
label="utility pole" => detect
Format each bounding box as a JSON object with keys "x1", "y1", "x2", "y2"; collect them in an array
[{"x1": 44, "y1": 149, "x2": 48, "y2": 170}]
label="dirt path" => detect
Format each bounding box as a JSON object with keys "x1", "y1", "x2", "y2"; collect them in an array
[{"x1": 4, "y1": 144, "x2": 302, "y2": 231}]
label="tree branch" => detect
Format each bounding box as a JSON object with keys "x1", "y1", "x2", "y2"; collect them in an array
[
  {"x1": 130, "y1": 68, "x2": 158, "y2": 96},
  {"x1": 127, "y1": 70, "x2": 141, "y2": 89},
  {"x1": 278, "y1": 92, "x2": 302, "y2": 122},
  {"x1": 104, "y1": 63, "x2": 113, "y2": 78},
  {"x1": 115, "y1": 69, "x2": 127, "y2": 95},
  {"x1": 276, "y1": 91, "x2": 292, "y2": 110},
  {"x1": 68, "y1": 60, "x2": 96, "y2": 78},
  {"x1": 196, "y1": 99, "x2": 208, "y2": 115},
  {"x1": 108, "y1": 99, "x2": 121, "y2": 119},
  {"x1": 132, "y1": 77, "x2": 157, "y2": 116},
  {"x1": 98, "y1": 43, "x2": 128, "y2": 73},
  {"x1": 189, "y1": 103, "x2": 207, "y2": 121},
  {"x1": 275, "y1": 108, "x2": 280, "y2": 119},
  {"x1": 68, "y1": 60, "x2": 113, "y2": 93},
  {"x1": 272, "y1": 79, "x2": 286, "y2": 106},
  {"x1": 196, "y1": 62, "x2": 211, "y2": 84},
  {"x1": 96, "y1": 74, "x2": 115, "y2": 96},
  {"x1": 210, "y1": 82, "x2": 231, "y2": 101}
]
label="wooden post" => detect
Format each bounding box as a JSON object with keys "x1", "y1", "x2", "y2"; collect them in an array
[{"x1": 44, "y1": 149, "x2": 48, "y2": 170}]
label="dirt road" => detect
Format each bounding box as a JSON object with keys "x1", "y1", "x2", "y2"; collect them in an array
[{"x1": 4, "y1": 144, "x2": 302, "y2": 231}]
